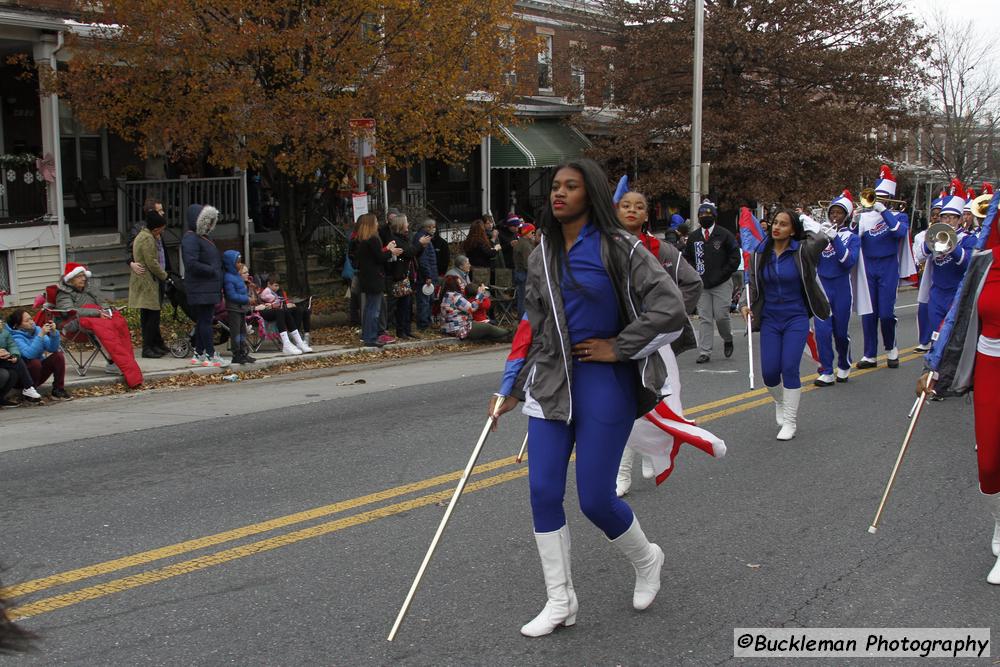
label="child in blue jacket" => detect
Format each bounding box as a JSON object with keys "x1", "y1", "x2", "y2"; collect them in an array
[{"x1": 222, "y1": 250, "x2": 254, "y2": 364}]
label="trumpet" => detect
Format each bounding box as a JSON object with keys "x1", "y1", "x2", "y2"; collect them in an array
[
  {"x1": 926, "y1": 222, "x2": 958, "y2": 257},
  {"x1": 970, "y1": 193, "x2": 993, "y2": 219}
]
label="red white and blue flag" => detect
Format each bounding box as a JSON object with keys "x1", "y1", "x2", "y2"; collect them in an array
[
  {"x1": 738, "y1": 207, "x2": 764, "y2": 283},
  {"x1": 629, "y1": 398, "x2": 727, "y2": 485}
]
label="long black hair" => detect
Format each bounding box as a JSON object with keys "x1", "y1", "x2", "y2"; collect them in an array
[
  {"x1": 536, "y1": 158, "x2": 626, "y2": 278},
  {"x1": 760, "y1": 207, "x2": 805, "y2": 257}
]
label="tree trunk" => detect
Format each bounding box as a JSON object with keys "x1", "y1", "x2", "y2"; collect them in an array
[{"x1": 277, "y1": 177, "x2": 311, "y2": 296}]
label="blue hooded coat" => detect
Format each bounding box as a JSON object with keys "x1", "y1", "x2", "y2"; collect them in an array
[
  {"x1": 180, "y1": 204, "x2": 224, "y2": 305},
  {"x1": 222, "y1": 249, "x2": 249, "y2": 311}
]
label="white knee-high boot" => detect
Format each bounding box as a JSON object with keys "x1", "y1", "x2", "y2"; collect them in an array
[
  {"x1": 290, "y1": 329, "x2": 312, "y2": 353},
  {"x1": 616, "y1": 447, "x2": 634, "y2": 497},
  {"x1": 610, "y1": 516, "x2": 664, "y2": 610},
  {"x1": 641, "y1": 455, "x2": 655, "y2": 479},
  {"x1": 521, "y1": 526, "x2": 578, "y2": 637},
  {"x1": 767, "y1": 385, "x2": 784, "y2": 427},
  {"x1": 988, "y1": 494, "x2": 1000, "y2": 584},
  {"x1": 776, "y1": 388, "x2": 801, "y2": 441}
]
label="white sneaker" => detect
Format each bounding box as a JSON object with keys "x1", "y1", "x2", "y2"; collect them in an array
[
  {"x1": 190, "y1": 354, "x2": 206, "y2": 366},
  {"x1": 208, "y1": 353, "x2": 230, "y2": 368},
  {"x1": 835, "y1": 367, "x2": 850, "y2": 382},
  {"x1": 21, "y1": 387, "x2": 42, "y2": 401},
  {"x1": 279, "y1": 331, "x2": 303, "y2": 355},
  {"x1": 105, "y1": 362, "x2": 123, "y2": 375}
]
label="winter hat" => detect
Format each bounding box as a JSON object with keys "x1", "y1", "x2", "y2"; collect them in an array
[
  {"x1": 940, "y1": 178, "x2": 967, "y2": 217},
  {"x1": 62, "y1": 262, "x2": 91, "y2": 283},
  {"x1": 874, "y1": 164, "x2": 897, "y2": 198},
  {"x1": 145, "y1": 209, "x2": 167, "y2": 230},
  {"x1": 827, "y1": 189, "x2": 854, "y2": 219},
  {"x1": 519, "y1": 223, "x2": 536, "y2": 236},
  {"x1": 698, "y1": 200, "x2": 718, "y2": 219},
  {"x1": 503, "y1": 213, "x2": 523, "y2": 228},
  {"x1": 670, "y1": 213, "x2": 685, "y2": 229}
]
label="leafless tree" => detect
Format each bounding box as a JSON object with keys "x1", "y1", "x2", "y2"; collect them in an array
[{"x1": 922, "y1": 11, "x2": 1000, "y2": 184}]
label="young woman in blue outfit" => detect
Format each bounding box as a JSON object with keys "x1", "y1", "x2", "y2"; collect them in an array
[
  {"x1": 742, "y1": 209, "x2": 832, "y2": 440},
  {"x1": 492, "y1": 159, "x2": 688, "y2": 637}
]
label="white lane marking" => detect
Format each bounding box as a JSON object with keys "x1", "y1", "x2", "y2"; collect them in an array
[{"x1": 695, "y1": 369, "x2": 739, "y2": 374}]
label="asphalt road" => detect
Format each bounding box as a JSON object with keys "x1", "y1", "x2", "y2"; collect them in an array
[{"x1": 2, "y1": 289, "x2": 996, "y2": 666}]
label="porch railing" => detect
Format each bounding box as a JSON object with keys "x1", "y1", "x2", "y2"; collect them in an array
[
  {"x1": 0, "y1": 170, "x2": 48, "y2": 223},
  {"x1": 117, "y1": 174, "x2": 247, "y2": 239}
]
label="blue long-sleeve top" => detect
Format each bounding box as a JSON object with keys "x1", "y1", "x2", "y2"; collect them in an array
[
  {"x1": 222, "y1": 249, "x2": 249, "y2": 305},
  {"x1": 761, "y1": 241, "x2": 808, "y2": 320},
  {"x1": 7, "y1": 324, "x2": 60, "y2": 361},
  {"x1": 563, "y1": 222, "x2": 621, "y2": 345},
  {"x1": 854, "y1": 208, "x2": 908, "y2": 259},
  {"x1": 818, "y1": 230, "x2": 860, "y2": 279},
  {"x1": 926, "y1": 233, "x2": 976, "y2": 295}
]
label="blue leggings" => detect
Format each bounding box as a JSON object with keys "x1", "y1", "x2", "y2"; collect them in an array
[
  {"x1": 815, "y1": 274, "x2": 852, "y2": 374},
  {"x1": 759, "y1": 313, "x2": 809, "y2": 389},
  {"x1": 927, "y1": 287, "x2": 957, "y2": 339},
  {"x1": 861, "y1": 254, "x2": 899, "y2": 357},
  {"x1": 192, "y1": 303, "x2": 216, "y2": 356},
  {"x1": 528, "y1": 360, "x2": 636, "y2": 539},
  {"x1": 917, "y1": 300, "x2": 930, "y2": 346}
]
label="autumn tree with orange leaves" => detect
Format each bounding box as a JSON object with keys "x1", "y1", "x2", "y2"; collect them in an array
[{"x1": 53, "y1": 0, "x2": 529, "y2": 292}]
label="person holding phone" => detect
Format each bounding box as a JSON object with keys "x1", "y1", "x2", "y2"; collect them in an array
[
  {"x1": 6, "y1": 309, "x2": 68, "y2": 399},
  {"x1": 0, "y1": 319, "x2": 42, "y2": 404}
]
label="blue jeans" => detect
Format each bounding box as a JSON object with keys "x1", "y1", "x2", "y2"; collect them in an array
[
  {"x1": 514, "y1": 270, "x2": 527, "y2": 317},
  {"x1": 415, "y1": 278, "x2": 437, "y2": 328},
  {"x1": 362, "y1": 292, "x2": 381, "y2": 345},
  {"x1": 192, "y1": 303, "x2": 216, "y2": 356}
]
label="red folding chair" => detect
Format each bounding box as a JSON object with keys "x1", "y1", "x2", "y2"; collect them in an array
[{"x1": 36, "y1": 285, "x2": 111, "y2": 377}]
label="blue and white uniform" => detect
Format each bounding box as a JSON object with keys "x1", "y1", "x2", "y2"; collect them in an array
[
  {"x1": 758, "y1": 240, "x2": 811, "y2": 389},
  {"x1": 815, "y1": 229, "x2": 859, "y2": 377},
  {"x1": 852, "y1": 206, "x2": 911, "y2": 360},
  {"x1": 919, "y1": 230, "x2": 975, "y2": 336}
]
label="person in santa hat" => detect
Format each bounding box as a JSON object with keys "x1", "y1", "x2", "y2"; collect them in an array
[
  {"x1": 912, "y1": 189, "x2": 947, "y2": 352},
  {"x1": 813, "y1": 190, "x2": 861, "y2": 386},
  {"x1": 851, "y1": 165, "x2": 915, "y2": 370},
  {"x1": 918, "y1": 179, "x2": 977, "y2": 341},
  {"x1": 55, "y1": 262, "x2": 143, "y2": 387},
  {"x1": 917, "y1": 189, "x2": 1000, "y2": 585}
]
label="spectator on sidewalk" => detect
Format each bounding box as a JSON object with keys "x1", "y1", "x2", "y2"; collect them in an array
[
  {"x1": 682, "y1": 201, "x2": 741, "y2": 363},
  {"x1": 432, "y1": 225, "x2": 450, "y2": 282},
  {"x1": 446, "y1": 255, "x2": 472, "y2": 289},
  {"x1": 440, "y1": 275, "x2": 509, "y2": 341},
  {"x1": 388, "y1": 214, "x2": 417, "y2": 339},
  {"x1": 127, "y1": 198, "x2": 172, "y2": 279},
  {"x1": 180, "y1": 204, "x2": 229, "y2": 367},
  {"x1": 56, "y1": 263, "x2": 144, "y2": 387},
  {"x1": 512, "y1": 223, "x2": 537, "y2": 317},
  {"x1": 222, "y1": 250, "x2": 255, "y2": 364},
  {"x1": 6, "y1": 309, "x2": 68, "y2": 399},
  {"x1": 0, "y1": 319, "x2": 42, "y2": 404},
  {"x1": 258, "y1": 273, "x2": 312, "y2": 354},
  {"x1": 413, "y1": 218, "x2": 438, "y2": 330},
  {"x1": 129, "y1": 209, "x2": 170, "y2": 358},
  {"x1": 355, "y1": 213, "x2": 402, "y2": 347},
  {"x1": 465, "y1": 283, "x2": 493, "y2": 324},
  {"x1": 463, "y1": 220, "x2": 500, "y2": 271},
  {"x1": 497, "y1": 213, "x2": 521, "y2": 269}
]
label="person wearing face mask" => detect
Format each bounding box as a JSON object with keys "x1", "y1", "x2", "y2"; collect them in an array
[
  {"x1": 683, "y1": 201, "x2": 741, "y2": 363},
  {"x1": 491, "y1": 159, "x2": 688, "y2": 637},
  {"x1": 742, "y1": 209, "x2": 833, "y2": 440},
  {"x1": 813, "y1": 191, "x2": 860, "y2": 386},
  {"x1": 613, "y1": 189, "x2": 703, "y2": 496}
]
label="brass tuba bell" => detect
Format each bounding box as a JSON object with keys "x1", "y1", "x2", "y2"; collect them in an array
[
  {"x1": 971, "y1": 193, "x2": 993, "y2": 219},
  {"x1": 926, "y1": 222, "x2": 958, "y2": 257}
]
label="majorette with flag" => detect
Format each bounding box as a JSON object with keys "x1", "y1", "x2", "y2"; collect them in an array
[
  {"x1": 742, "y1": 208, "x2": 833, "y2": 440},
  {"x1": 912, "y1": 188, "x2": 948, "y2": 352},
  {"x1": 813, "y1": 191, "x2": 861, "y2": 386},
  {"x1": 491, "y1": 159, "x2": 693, "y2": 637},
  {"x1": 918, "y1": 189, "x2": 1000, "y2": 584},
  {"x1": 850, "y1": 165, "x2": 916, "y2": 369},
  {"x1": 917, "y1": 179, "x2": 977, "y2": 340},
  {"x1": 611, "y1": 182, "x2": 722, "y2": 497}
]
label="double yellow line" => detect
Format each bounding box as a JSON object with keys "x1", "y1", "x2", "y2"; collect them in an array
[{"x1": 4, "y1": 348, "x2": 922, "y2": 620}]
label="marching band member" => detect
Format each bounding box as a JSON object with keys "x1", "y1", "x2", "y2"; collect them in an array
[
  {"x1": 963, "y1": 186, "x2": 977, "y2": 232},
  {"x1": 913, "y1": 190, "x2": 946, "y2": 353},
  {"x1": 614, "y1": 189, "x2": 702, "y2": 496},
  {"x1": 742, "y1": 209, "x2": 833, "y2": 440},
  {"x1": 852, "y1": 165, "x2": 915, "y2": 369},
  {"x1": 918, "y1": 192, "x2": 1000, "y2": 584},
  {"x1": 919, "y1": 179, "x2": 976, "y2": 341},
  {"x1": 492, "y1": 159, "x2": 688, "y2": 636},
  {"x1": 814, "y1": 191, "x2": 860, "y2": 386}
]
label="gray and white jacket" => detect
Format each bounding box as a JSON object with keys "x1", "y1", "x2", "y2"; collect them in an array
[{"x1": 507, "y1": 229, "x2": 688, "y2": 423}]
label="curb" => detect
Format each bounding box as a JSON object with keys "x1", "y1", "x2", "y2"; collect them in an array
[{"x1": 63, "y1": 337, "x2": 471, "y2": 391}]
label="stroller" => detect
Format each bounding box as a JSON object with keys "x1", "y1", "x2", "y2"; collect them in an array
[{"x1": 165, "y1": 271, "x2": 231, "y2": 358}]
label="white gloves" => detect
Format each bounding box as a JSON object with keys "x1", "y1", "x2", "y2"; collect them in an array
[
  {"x1": 820, "y1": 222, "x2": 838, "y2": 240},
  {"x1": 799, "y1": 214, "x2": 822, "y2": 234}
]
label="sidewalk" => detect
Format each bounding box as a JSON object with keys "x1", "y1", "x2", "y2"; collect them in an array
[{"x1": 62, "y1": 335, "x2": 471, "y2": 391}]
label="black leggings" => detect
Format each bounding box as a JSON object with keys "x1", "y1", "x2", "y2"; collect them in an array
[
  {"x1": 0, "y1": 357, "x2": 35, "y2": 391},
  {"x1": 191, "y1": 303, "x2": 216, "y2": 356},
  {"x1": 139, "y1": 308, "x2": 165, "y2": 349},
  {"x1": 260, "y1": 307, "x2": 301, "y2": 333}
]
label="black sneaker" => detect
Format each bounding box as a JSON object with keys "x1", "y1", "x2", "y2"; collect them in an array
[
  {"x1": 887, "y1": 357, "x2": 899, "y2": 369},
  {"x1": 724, "y1": 341, "x2": 734, "y2": 358},
  {"x1": 142, "y1": 348, "x2": 165, "y2": 359},
  {"x1": 696, "y1": 354, "x2": 710, "y2": 364},
  {"x1": 856, "y1": 358, "x2": 877, "y2": 369},
  {"x1": 51, "y1": 387, "x2": 71, "y2": 400}
]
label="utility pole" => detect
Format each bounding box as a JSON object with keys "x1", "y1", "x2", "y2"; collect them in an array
[{"x1": 690, "y1": 0, "x2": 705, "y2": 227}]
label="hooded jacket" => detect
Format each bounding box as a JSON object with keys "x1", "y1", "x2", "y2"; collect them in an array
[
  {"x1": 180, "y1": 204, "x2": 223, "y2": 305},
  {"x1": 222, "y1": 249, "x2": 249, "y2": 310},
  {"x1": 499, "y1": 228, "x2": 688, "y2": 422}
]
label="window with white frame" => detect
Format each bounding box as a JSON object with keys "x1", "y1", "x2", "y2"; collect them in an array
[
  {"x1": 59, "y1": 102, "x2": 108, "y2": 191},
  {"x1": 538, "y1": 31, "x2": 553, "y2": 92},
  {"x1": 569, "y1": 41, "x2": 585, "y2": 103},
  {"x1": 500, "y1": 29, "x2": 517, "y2": 86}
]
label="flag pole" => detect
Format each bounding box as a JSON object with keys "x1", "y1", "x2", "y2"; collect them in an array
[
  {"x1": 515, "y1": 432, "x2": 528, "y2": 463},
  {"x1": 387, "y1": 396, "x2": 504, "y2": 642},
  {"x1": 869, "y1": 390, "x2": 929, "y2": 534},
  {"x1": 745, "y1": 284, "x2": 754, "y2": 389}
]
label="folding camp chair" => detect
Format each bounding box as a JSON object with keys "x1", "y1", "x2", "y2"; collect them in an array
[
  {"x1": 38, "y1": 285, "x2": 111, "y2": 377},
  {"x1": 489, "y1": 268, "x2": 518, "y2": 328}
]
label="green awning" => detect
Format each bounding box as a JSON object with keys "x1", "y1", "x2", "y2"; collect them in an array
[{"x1": 491, "y1": 121, "x2": 592, "y2": 169}]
